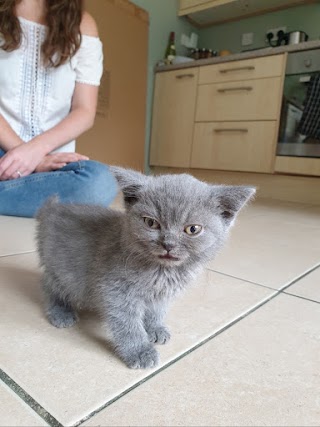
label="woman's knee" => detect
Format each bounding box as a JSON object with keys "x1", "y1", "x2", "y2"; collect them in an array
[{"x1": 76, "y1": 161, "x2": 118, "y2": 206}]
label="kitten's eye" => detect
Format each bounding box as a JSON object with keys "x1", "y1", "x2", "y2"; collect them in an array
[
  {"x1": 184, "y1": 225, "x2": 202, "y2": 236},
  {"x1": 143, "y1": 217, "x2": 160, "y2": 229}
]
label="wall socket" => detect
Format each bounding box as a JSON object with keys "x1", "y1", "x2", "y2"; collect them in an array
[
  {"x1": 266, "y1": 27, "x2": 287, "y2": 42},
  {"x1": 242, "y1": 32, "x2": 254, "y2": 46}
]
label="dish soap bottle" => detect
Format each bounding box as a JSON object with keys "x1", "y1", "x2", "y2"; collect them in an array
[{"x1": 165, "y1": 32, "x2": 176, "y2": 64}]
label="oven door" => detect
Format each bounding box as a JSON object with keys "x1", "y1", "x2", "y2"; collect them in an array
[{"x1": 276, "y1": 49, "x2": 320, "y2": 176}]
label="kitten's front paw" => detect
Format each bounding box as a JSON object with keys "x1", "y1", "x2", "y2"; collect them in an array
[
  {"x1": 123, "y1": 345, "x2": 159, "y2": 369},
  {"x1": 147, "y1": 326, "x2": 171, "y2": 345}
]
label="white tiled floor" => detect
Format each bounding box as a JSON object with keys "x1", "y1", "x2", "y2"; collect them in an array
[
  {"x1": 0, "y1": 383, "x2": 46, "y2": 427},
  {"x1": 0, "y1": 199, "x2": 319, "y2": 426},
  {"x1": 284, "y1": 267, "x2": 320, "y2": 303},
  {"x1": 208, "y1": 201, "x2": 320, "y2": 289}
]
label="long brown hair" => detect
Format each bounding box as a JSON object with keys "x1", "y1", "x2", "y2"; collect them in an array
[{"x1": 0, "y1": 0, "x2": 83, "y2": 67}]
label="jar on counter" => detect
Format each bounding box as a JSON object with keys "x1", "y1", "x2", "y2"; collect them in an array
[
  {"x1": 190, "y1": 48, "x2": 200, "y2": 60},
  {"x1": 200, "y1": 48, "x2": 206, "y2": 59}
]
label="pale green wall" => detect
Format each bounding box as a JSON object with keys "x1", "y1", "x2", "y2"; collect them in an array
[
  {"x1": 130, "y1": 0, "x2": 197, "y2": 171},
  {"x1": 199, "y1": 3, "x2": 320, "y2": 54}
]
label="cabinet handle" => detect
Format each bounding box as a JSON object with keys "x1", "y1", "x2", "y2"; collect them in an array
[
  {"x1": 219, "y1": 66, "x2": 255, "y2": 73},
  {"x1": 214, "y1": 128, "x2": 248, "y2": 133},
  {"x1": 175, "y1": 74, "x2": 195, "y2": 79},
  {"x1": 217, "y1": 86, "x2": 253, "y2": 93}
]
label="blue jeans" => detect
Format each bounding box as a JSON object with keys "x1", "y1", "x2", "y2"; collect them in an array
[{"x1": 0, "y1": 149, "x2": 118, "y2": 218}]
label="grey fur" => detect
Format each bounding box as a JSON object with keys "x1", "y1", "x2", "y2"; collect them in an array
[{"x1": 36, "y1": 167, "x2": 255, "y2": 369}]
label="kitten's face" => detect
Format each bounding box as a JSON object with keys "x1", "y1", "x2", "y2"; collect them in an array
[
  {"x1": 111, "y1": 170, "x2": 255, "y2": 268},
  {"x1": 126, "y1": 182, "x2": 225, "y2": 266}
]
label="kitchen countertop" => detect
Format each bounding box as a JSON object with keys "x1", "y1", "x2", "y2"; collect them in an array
[{"x1": 155, "y1": 39, "x2": 320, "y2": 72}]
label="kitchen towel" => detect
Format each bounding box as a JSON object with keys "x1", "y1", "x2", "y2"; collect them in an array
[{"x1": 298, "y1": 73, "x2": 320, "y2": 140}]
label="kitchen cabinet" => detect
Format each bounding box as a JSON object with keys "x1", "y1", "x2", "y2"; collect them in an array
[
  {"x1": 192, "y1": 54, "x2": 285, "y2": 172},
  {"x1": 197, "y1": 55, "x2": 285, "y2": 122},
  {"x1": 275, "y1": 157, "x2": 320, "y2": 177},
  {"x1": 150, "y1": 54, "x2": 286, "y2": 174},
  {"x1": 149, "y1": 69, "x2": 199, "y2": 168},
  {"x1": 191, "y1": 121, "x2": 278, "y2": 173},
  {"x1": 179, "y1": 0, "x2": 232, "y2": 10},
  {"x1": 179, "y1": 0, "x2": 316, "y2": 27},
  {"x1": 196, "y1": 77, "x2": 282, "y2": 122},
  {"x1": 199, "y1": 55, "x2": 284, "y2": 84}
]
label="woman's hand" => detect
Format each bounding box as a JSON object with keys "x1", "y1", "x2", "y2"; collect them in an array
[
  {"x1": 35, "y1": 152, "x2": 89, "y2": 172},
  {"x1": 0, "y1": 143, "x2": 46, "y2": 180},
  {"x1": 0, "y1": 144, "x2": 89, "y2": 180}
]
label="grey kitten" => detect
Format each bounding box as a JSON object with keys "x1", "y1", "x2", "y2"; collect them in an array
[{"x1": 36, "y1": 167, "x2": 255, "y2": 369}]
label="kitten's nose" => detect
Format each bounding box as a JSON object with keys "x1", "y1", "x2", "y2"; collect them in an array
[{"x1": 161, "y1": 242, "x2": 175, "y2": 252}]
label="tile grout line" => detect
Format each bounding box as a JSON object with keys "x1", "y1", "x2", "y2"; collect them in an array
[
  {"x1": 0, "y1": 370, "x2": 62, "y2": 427},
  {"x1": 282, "y1": 291, "x2": 320, "y2": 305},
  {"x1": 207, "y1": 262, "x2": 320, "y2": 294},
  {"x1": 74, "y1": 291, "x2": 282, "y2": 427},
  {"x1": 205, "y1": 267, "x2": 277, "y2": 291},
  {"x1": 277, "y1": 262, "x2": 320, "y2": 293},
  {"x1": 0, "y1": 250, "x2": 36, "y2": 259},
  {"x1": 75, "y1": 263, "x2": 320, "y2": 426},
  {"x1": 208, "y1": 263, "x2": 320, "y2": 305}
]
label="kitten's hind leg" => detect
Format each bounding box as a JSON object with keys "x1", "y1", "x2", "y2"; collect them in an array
[{"x1": 42, "y1": 272, "x2": 78, "y2": 328}]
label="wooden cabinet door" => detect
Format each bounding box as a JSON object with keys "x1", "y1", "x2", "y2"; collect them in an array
[
  {"x1": 178, "y1": 0, "x2": 313, "y2": 25},
  {"x1": 191, "y1": 121, "x2": 278, "y2": 172},
  {"x1": 150, "y1": 69, "x2": 199, "y2": 167}
]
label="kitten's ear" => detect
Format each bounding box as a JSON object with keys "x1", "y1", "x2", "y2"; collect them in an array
[
  {"x1": 109, "y1": 166, "x2": 147, "y2": 206},
  {"x1": 213, "y1": 185, "x2": 256, "y2": 222}
]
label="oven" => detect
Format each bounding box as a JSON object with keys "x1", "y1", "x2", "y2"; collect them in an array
[{"x1": 277, "y1": 49, "x2": 320, "y2": 159}]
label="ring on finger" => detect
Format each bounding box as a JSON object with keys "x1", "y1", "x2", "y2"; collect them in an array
[{"x1": 16, "y1": 170, "x2": 22, "y2": 178}]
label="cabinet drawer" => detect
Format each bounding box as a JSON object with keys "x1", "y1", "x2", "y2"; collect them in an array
[
  {"x1": 199, "y1": 54, "x2": 285, "y2": 84},
  {"x1": 191, "y1": 121, "x2": 277, "y2": 172},
  {"x1": 196, "y1": 77, "x2": 282, "y2": 122}
]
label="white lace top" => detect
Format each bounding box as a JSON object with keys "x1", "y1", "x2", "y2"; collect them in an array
[{"x1": 0, "y1": 17, "x2": 103, "y2": 152}]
